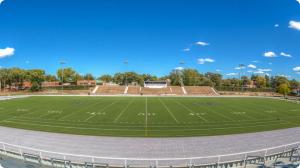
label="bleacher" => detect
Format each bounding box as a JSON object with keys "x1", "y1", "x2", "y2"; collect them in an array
[
  {"x1": 92, "y1": 85, "x2": 218, "y2": 96},
  {"x1": 126, "y1": 86, "x2": 141, "y2": 94},
  {"x1": 96, "y1": 86, "x2": 126, "y2": 95},
  {"x1": 141, "y1": 87, "x2": 172, "y2": 95},
  {"x1": 184, "y1": 86, "x2": 218, "y2": 96},
  {"x1": 169, "y1": 86, "x2": 184, "y2": 95}
]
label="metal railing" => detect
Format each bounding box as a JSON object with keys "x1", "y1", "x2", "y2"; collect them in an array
[{"x1": 0, "y1": 141, "x2": 299, "y2": 167}]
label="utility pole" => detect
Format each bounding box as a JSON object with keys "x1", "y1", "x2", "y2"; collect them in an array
[
  {"x1": 60, "y1": 61, "x2": 66, "y2": 95},
  {"x1": 124, "y1": 60, "x2": 128, "y2": 86},
  {"x1": 239, "y1": 64, "x2": 245, "y2": 91},
  {"x1": 179, "y1": 61, "x2": 185, "y2": 86}
]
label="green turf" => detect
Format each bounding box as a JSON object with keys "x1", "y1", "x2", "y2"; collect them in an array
[{"x1": 0, "y1": 96, "x2": 299, "y2": 137}]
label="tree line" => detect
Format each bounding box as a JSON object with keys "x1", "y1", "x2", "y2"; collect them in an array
[
  {"x1": 0, "y1": 67, "x2": 299, "y2": 94},
  {"x1": 0, "y1": 67, "x2": 95, "y2": 91}
]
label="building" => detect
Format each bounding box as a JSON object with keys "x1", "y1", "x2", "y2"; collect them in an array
[
  {"x1": 144, "y1": 81, "x2": 167, "y2": 88},
  {"x1": 292, "y1": 89, "x2": 300, "y2": 96},
  {"x1": 77, "y1": 80, "x2": 96, "y2": 86},
  {"x1": 42, "y1": 81, "x2": 60, "y2": 87},
  {"x1": 23, "y1": 81, "x2": 32, "y2": 88}
]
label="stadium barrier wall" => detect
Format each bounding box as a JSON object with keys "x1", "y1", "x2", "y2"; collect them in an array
[{"x1": 0, "y1": 141, "x2": 299, "y2": 167}]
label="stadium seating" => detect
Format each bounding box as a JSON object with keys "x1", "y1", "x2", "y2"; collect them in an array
[
  {"x1": 184, "y1": 86, "x2": 219, "y2": 96},
  {"x1": 96, "y1": 86, "x2": 126, "y2": 95},
  {"x1": 126, "y1": 86, "x2": 141, "y2": 94},
  {"x1": 141, "y1": 87, "x2": 172, "y2": 95},
  {"x1": 169, "y1": 86, "x2": 184, "y2": 95}
]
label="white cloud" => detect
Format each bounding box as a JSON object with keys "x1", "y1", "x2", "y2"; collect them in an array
[
  {"x1": 278, "y1": 74, "x2": 291, "y2": 78},
  {"x1": 296, "y1": 72, "x2": 300, "y2": 74},
  {"x1": 252, "y1": 60, "x2": 259, "y2": 63},
  {"x1": 175, "y1": 67, "x2": 184, "y2": 71},
  {"x1": 263, "y1": 51, "x2": 276, "y2": 57},
  {"x1": 280, "y1": 52, "x2": 292, "y2": 58},
  {"x1": 247, "y1": 64, "x2": 257, "y2": 69},
  {"x1": 289, "y1": 20, "x2": 300, "y2": 31},
  {"x1": 0, "y1": 47, "x2": 15, "y2": 58},
  {"x1": 254, "y1": 71, "x2": 265, "y2": 74},
  {"x1": 226, "y1": 73, "x2": 238, "y2": 76},
  {"x1": 216, "y1": 69, "x2": 221, "y2": 72},
  {"x1": 183, "y1": 48, "x2": 190, "y2": 52},
  {"x1": 234, "y1": 66, "x2": 245, "y2": 70},
  {"x1": 195, "y1": 41, "x2": 209, "y2": 46},
  {"x1": 296, "y1": 0, "x2": 300, "y2": 5},
  {"x1": 257, "y1": 68, "x2": 272, "y2": 72},
  {"x1": 293, "y1": 67, "x2": 300, "y2": 71},
  {"x1": 197, "y1": 58, "x2": 215, "y2": 64},
  {"x1": 0, "y1": 0, "x2": 4, "y2": 5},
  {"x1": 268, "y1": 62, "x2": 273, "y2": 65},
  {"x1": 274, "y1": 24, "x2": 279, "y2": 27}
]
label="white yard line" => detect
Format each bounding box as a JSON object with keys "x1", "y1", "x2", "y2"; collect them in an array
[
  {"x1": 113, "y1": 99, "x2": 135, "y2": 123},
  {"x1": 145, "y1": 97, "x2": 148, "y2": 136},
  {"x1": 84, "y1": 101, "x2": 118, "y2": 122},
  {"x1": 175, "y1": 101, "x2": 209, "y2": 123},
  {"x1": 158, "y1": 98, "x2": 179, "y2": 123},
  {"x1": 59, "y1": 99, "x2": 105, "y2": 120}
]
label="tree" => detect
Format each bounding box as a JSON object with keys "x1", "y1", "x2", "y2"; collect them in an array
[
  {"x1": 141, "y1": 74, "x2": 158, "y2": 82},
  {"x1": 57, "y1": 68, "x2": 78, "y2": 83},
  {"x1": 277, "y1": 83, "x2": 291, "y2": 98},
  {"x1": 205, "y1": 72, "x2": 222, "y2": 86},
  {"x1": 289, "y1": 79, "x2": 300, "y2": 89},
  {"x1": 241, "y1": 76, "x2": 250, "y2": 86},
  {"x1": 98, "y1": 74, "x2": 113, "y2": 83},
  {"x1": 45, "y1": 75, "x2": 58, "y2": 82},
  {"x1": 252, "y1": 76, "x2": 267, "y2": 88},
  {"x1": 168, "y1": 70, "x2": 182, "y2": 86},
  {"x1": 113, "y1": 73, "x2": 124, "y2": 85},
  {"x1": 83, "y1": 73, "x2": 95, "y2": 80},
  {"x1": 26, "y1": 69, "x2": 45, "y2": 91},
  {"x1": 271, "y1": 76, "x2": 290, "y2": 88},
  {"x1": 182, "y1": 69, "x2": 202, "y2": 86}
]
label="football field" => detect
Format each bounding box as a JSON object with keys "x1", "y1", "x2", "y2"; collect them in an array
[{"x1": 0, "y1": 96, "x2": 299, "y2": 137}]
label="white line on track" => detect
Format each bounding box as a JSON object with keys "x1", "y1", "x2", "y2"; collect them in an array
[
  {"x1": 113, "y1": 99, "x2": 135, "y2": 123},
  {"x1": 7, "y1": 117, "x2": 288, "y2": 128},
  {"x1": 0, "y1": 120, "x2": 290, "y2": 132},
  {"x1": 158, "y1": 98, "x2": 179, "y2": 123}
]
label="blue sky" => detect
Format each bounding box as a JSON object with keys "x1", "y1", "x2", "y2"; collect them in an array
[{"x1": 0, "y1": 0, "x2": 300, "y2": 79}]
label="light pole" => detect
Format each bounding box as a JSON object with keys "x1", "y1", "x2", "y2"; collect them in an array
[
  {"x1": 60, "y1": 61, "x2": 66, "y2": 95},
  {"x1": 179, "y1": 61, "x2": 185, "y2": 86},
  {"x1": 0, "y1": 67, "x2": 2, "y2": 92},
  {"x1": 123, "y1": 60, "x2": 128, "y2": 86},
  {"x1": 239, "y1": 64, "x2": 245, "y2": 91}
]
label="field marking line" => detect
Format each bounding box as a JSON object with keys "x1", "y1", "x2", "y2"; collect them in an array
[
  {"x1": 1, "y1": 120, "x2": 290, "y2": 132},
  {"x1": 145, "y1": 97, "x2": 148, "y2": 136},
  {"x1": 174, "y1": 100, "x2": 208, "y2": 123},
  {"x1": 84, "y1": 101, "x2": 118, "y2": 122},
  {"x1": 113, "y1": 99, "x2": 135, "y2": 123},
  {"x1": 7, "y1": 117, "x2": 288, "y2": 128},
  {"x1": 37, "y1": 112, "x2": 53, "y2": 119},
  {"x1": 59, "y1": 99, "x2": 106, "y2": 120},
  {"x1": 158, "y1": 98, "x2": 179, "y2": 123}
]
